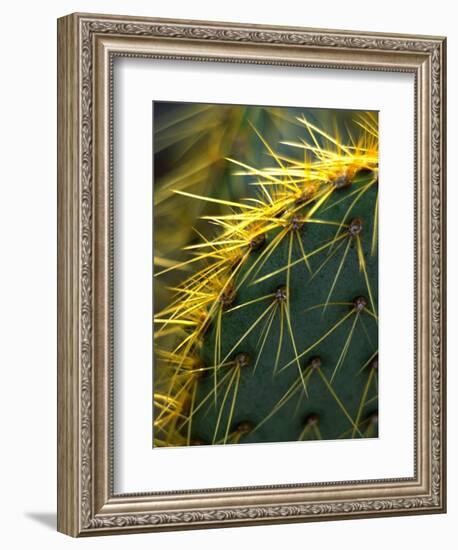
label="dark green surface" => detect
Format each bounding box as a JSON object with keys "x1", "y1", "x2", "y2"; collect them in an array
[{"x1": 192, "y1": 176, "x2": 378, "y2": 444}]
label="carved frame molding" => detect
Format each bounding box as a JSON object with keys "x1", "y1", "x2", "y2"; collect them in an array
[{"x1": 57, "y1": 13, "x2": 446, "y2": 536}]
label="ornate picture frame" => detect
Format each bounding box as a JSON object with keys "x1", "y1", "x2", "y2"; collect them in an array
[{"x1": 57, "y1": 12, "x2": 446, "y2": 536}]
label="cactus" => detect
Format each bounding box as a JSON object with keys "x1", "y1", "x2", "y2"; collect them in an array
[{"x1": 153, "y1": 106, "x2": 378, "y2": 447}]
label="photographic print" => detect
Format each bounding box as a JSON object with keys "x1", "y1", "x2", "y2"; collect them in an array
[
  {"x1": 153, "y1": 102, "x2": 379, "y2": 448},
  {"x1": 58, "y1": 15, "x2": 446, "y2": 535}
]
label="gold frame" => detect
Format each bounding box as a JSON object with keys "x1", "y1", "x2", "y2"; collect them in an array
[{"x1": 57, "y1": 12, "x2": 447, "y2": 536}]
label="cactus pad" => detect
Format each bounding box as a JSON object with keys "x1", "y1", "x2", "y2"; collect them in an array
[{"x1": 153, "y1": 103, "x2": 379, "y2": 447}]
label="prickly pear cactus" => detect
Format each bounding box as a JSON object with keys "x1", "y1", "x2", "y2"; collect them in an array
[{"x1": 153, "y1": 107, "x2": 379, "y2": 447}]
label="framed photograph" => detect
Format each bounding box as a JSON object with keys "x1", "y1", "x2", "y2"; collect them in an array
[{"x1": 57, "y1": 13, "x2": 446, "y2": 536}]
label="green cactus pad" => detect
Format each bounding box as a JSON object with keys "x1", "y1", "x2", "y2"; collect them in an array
[
  {"x1": 192, "y1": 176, "x2": 378, "y2": 444},
  {"x1": 153, "y1": 103, "x2": 379, "y2": 447}
]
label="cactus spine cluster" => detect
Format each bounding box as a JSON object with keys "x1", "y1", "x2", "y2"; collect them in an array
[{"x1": 154, "y1": 106, "x2": 379, "y2": 447}]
